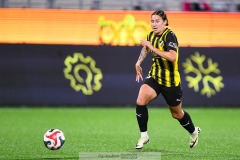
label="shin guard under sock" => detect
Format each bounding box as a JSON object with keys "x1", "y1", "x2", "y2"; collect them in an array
[
  {"x1": 136, "y1": 105, "x2": 148, "y2": 132},
  {"x1": 178, "y1": 111, "x2": 195, "y2": 134}
]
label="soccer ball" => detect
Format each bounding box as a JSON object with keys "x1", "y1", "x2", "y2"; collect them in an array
[{"x1": 43, "y1": 129, "x2": 65, "y2": 150}]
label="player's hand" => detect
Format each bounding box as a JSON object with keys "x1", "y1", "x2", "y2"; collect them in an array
[
  {"x1": 135, "y1": 64, "x2": 143, "y2": 83},
  {"x1": 141, "y1": 40, "x2": 154, "y2": 51}
]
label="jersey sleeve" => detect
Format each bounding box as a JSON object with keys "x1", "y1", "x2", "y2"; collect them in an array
[{"x1": 165, "y1": 31, "x2": 178, "y2": 52}]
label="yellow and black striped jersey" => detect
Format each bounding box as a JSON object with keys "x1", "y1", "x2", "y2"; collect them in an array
[{"x1": 147, "y1": 27, "x2": 180, "y2": 87}]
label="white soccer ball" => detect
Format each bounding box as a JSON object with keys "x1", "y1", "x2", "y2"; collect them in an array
[{"x1": 43, "y1": 129, "x2": 65, "y2": 150}]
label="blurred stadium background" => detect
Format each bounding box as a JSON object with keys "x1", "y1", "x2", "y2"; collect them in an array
[
  {"x1": 1, "y1": 0, "x2": 240, "y2": 11},
  {"x1": 0, "y1": 0, "x2": 240, "y2": 159},
  {"x1": 0, "y1": 0, "x2": 239, "y2": 106}
]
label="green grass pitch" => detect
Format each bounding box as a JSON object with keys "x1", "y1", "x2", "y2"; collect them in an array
[{"x1": 0, "y1": 107, "x2": 240, "y2": 160}]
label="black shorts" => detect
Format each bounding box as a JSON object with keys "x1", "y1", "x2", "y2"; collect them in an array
[{"x1": 144, "y1": 77, "x2": 183, "y2": 106}]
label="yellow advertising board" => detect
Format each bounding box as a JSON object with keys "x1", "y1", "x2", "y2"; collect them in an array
[{"x1": 0, "y1": 9, "x2": 239, "y2": 46}]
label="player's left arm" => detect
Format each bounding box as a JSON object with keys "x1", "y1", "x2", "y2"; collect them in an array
[{"x1": 141, "y1": 31, "x2": 178, "y2": 62}]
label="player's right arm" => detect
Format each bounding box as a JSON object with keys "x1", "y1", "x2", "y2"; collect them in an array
[{"x1": 135, "y1": 46, "x2": 148, "y2": 83}]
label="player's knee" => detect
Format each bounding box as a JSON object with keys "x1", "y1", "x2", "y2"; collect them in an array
[{"x1": 136, "y1": 97, "x2": 148, "y2": 106}]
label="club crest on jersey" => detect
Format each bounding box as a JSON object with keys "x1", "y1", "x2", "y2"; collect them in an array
[{"x1": 159, "y1": 40, "x2": 164, "y2": 47}]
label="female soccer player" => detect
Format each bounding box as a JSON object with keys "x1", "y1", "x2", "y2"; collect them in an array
[{"x1": 135, "y1": 10, "x2": 201, "y2": 149}]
